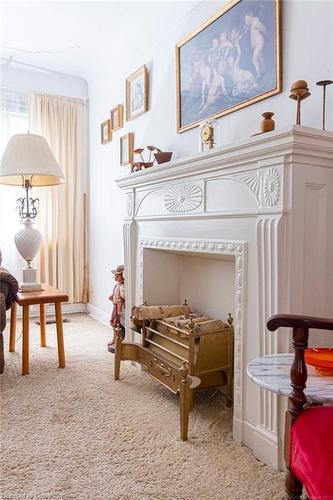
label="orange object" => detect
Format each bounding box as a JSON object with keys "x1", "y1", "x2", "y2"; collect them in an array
[{"x1": 305, "y1": 348, "x2": 333, "y2": 375}]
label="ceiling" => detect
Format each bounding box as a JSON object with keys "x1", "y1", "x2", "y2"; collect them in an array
[{"x1": 0, "y1": 1, "x2": 206, "y2": 81}]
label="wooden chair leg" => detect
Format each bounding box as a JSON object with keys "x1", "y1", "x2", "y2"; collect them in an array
[
  {"x1": 284, "y1": 467, "x2": 303, "y2": 500},
  {"x1": 55, "y1": 302, "x2": 65, "y2": 369},
  {"x1": 22, "y1": 305, "x2": 30, "y2": 375},
  {"x1": 9, "y1": 302, "x2": 17, "y2": 353},
  {"x1": 40, "y1": 303, "x2": 46, "y2": 347},
  {"x1": 114, "y1": 326, "x2": 123, "y2": 381},
  {"x1": 179, "y1": 362, "x2": 191, "y2": 441},
  {"x1": 189, "y1": 388, "x2": 195, "y2": 411},
  {"x1": 283, "y1": 402, "x2": 304, "y2": 499}
]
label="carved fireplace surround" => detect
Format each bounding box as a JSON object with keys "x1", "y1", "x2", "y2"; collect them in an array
[{"x1": 116, "y1": 126, "x2": 333, "y2": 469}]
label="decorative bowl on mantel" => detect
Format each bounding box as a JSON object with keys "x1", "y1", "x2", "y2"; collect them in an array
[
  {"x1": 305, "y1": 348, "x2": 333, "y2": 375},
  {"x1": 154, "y1": 152, "x2": 173, "y2": 164}
]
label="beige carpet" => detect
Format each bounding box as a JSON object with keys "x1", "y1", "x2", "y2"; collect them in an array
[{"x1": 0, "y1": 313, "x2": 284, "y2": 500}]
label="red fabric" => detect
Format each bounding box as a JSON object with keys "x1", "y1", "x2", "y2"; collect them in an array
[{"x1": 290, "y1": 406, "x2": 333, "y2": 500}]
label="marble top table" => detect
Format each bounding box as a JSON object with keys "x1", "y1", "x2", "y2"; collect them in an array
[{"x1": 247, "y1": 353, "x2": 333, "y2": 405}]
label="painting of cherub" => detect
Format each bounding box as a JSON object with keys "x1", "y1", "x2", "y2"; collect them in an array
[{"x1": 176, "y1": 0, "x2": 281, "y2": 132}]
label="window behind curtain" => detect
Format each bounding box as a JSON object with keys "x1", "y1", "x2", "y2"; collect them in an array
[{"x1": 0, "y1": 89, "x2": 29, "y2": 275}]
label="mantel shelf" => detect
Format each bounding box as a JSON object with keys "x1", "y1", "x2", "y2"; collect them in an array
[{"x1": 115, "y1": 126, "x2": 333, "y2": 191}]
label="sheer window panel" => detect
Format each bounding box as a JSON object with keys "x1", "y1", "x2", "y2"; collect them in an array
[{"x1": 0, "y1": 90, "x2": 29, "y2": 278}]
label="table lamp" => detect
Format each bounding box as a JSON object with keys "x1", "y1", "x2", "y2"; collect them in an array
[{"x1": 0, "y1": 133, "x2": 65, "y2": 291}]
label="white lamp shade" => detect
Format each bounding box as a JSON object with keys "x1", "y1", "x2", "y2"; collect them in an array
[{"x1": 0, "y1": 133, "x2": 65, "y2": 186}]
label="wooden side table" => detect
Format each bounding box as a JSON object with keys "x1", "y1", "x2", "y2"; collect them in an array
[{"x1": 10, "y1": 284, "x2": 69, "y2": 375}]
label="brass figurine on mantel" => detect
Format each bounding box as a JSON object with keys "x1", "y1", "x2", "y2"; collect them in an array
[
  {"x1": 316, "y1": 80, "x2": 333, "y2": 130},
  {"x1": 289, "y1": 80, "x2": 311, "y2": 125}
]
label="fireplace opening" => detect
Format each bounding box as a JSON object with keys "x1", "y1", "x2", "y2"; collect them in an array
[{"x1": 142, "y1": 248, "x2": 236, "y2": 321}]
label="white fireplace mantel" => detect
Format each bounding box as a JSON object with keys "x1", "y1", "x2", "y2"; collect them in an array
[
  {"x1": 116, "y1": 126, "x2": 333, "y2": 470},
  {"x1": 117, "y1": 125, "x2": 333, "y2": 188}
]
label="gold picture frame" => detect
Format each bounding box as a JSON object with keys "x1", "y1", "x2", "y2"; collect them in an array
[
  {"x1": 101, "y1": 119, "x2": 112, "y2": 144},
  {"x1": 176, "y1": 0, "x2": 282, "y2": 133},
  {"x1": 111, "y1": 104, "x2": 124, "y2": 131},
  {"x1": 126, "y1": 65, "x2": 148, "y2": 121},
  {"x1": 120, "y1": 132, "x2": 134, "y2": 166}
]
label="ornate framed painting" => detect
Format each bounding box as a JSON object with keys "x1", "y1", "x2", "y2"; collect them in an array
[
  {"x1": 126, "y1": 65, "x2": 148, "y2": 120},
  {"x1": 101, "y1": 119, "x2": 112, "y2": 144},
  {"x1": 176, "y1": 0, "x2": 282, "y2": 133},
  {"x1": 120, "y1": 132, "x2": 134, "y2": 166},
  {"x1": 111, "y1": 104, "x2": 123, "y2": 131}
]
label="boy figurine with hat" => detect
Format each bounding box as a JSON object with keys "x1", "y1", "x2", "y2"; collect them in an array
[{"x1": 107, "y1": 264, "x2": 125, "y2": 353}]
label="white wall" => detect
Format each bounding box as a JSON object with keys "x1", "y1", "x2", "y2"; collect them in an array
[
  {"x1": 87, "y1": 0, "x2": 332, "y2": 318},
  {"x1": 0, "y1": 66, "x2": 88, "y2": 282}
]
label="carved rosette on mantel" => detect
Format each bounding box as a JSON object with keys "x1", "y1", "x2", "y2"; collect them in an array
[
  {"x1": 164, "y1": 183, "x2": 203, "y2": 213},
  {"x1": 263, "y1": 168, "x2": 280, "y2": 207},
  {"x1": 126, "y1": 192, "x2": 134, "y2": 217}
]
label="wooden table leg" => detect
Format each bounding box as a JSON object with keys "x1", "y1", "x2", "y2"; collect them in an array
[
  {"x1": 22, "y1": 305, "x2": 30, "y2": 375},
  {"x1": 9, "y1": 302, "x2": 17, "y2": 353},
  {"x1": 179, "y1": 363, "x2": 191, "y2": 441},
  {"x1": 55, "y1": 302, "x2": 65, "y2": 369},
  {"x1": 40, "y1": 303, "x2": 46, "y2": 347}
]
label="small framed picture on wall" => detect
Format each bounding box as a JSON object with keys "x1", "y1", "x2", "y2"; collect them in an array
[
  {"x1": 120, "y1": 132, "x2": 134, "y2": 166},
  {"x1": 101, "y1": 119, "x2": 112, "y2": 144},
  {"x1": 111, "y1": 104, "x2": 123, "y2": 131},
  {"x1": 126, "y1": 65, "x2": 148, "y2": 120}
]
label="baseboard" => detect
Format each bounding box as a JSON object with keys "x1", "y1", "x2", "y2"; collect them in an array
[
  {"x1": 62, "y1": 303, "x2": 88, "y2": 315},
  {"x1": 252, "y1": 425, "x2": 280, "y2": 470},
  {"x1": 87, "y1": 302, "x2": 109, "y2": 326},
  {"x1": 6, "y1": 302, "x2": 87, "y2": 319},
  {"x1": 232, "y1": 416, "x2": 244, "y2": 443},
  {"x1": 233, "y1": 417, "x2": 256, "y2": 446},
  {"x1": 233, "y1": 418, "x2": 281, "y2": 471}
]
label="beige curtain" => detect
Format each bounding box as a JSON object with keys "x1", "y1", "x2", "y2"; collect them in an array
[{"x1": 29, "y1": 92, "x2": 89, "y2": 303}]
